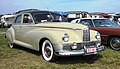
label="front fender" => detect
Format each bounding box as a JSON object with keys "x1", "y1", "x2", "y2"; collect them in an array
[{"x1": 26, "y1": 30, "x2": 82, "y2": 51}]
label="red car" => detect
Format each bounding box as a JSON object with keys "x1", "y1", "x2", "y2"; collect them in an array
[{"x1": 71, "y1": 18, "x2": 120, "y2": 50}]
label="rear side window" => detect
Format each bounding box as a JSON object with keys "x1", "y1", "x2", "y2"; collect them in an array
[
  {"x1": 14, "y1": 15, "x2": 22, "y2": 23},
  {"x1": 34, "y1": 13, "x2": 49, "y2": 23}
]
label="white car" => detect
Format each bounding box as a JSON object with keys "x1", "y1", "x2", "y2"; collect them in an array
[{"x1": 1, "y1": 15, "x2": 15, "y2": 27}]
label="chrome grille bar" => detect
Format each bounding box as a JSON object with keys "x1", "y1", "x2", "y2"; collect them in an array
[{"x1": 83, "y1": 29, "x2": 90, "y2": 41}]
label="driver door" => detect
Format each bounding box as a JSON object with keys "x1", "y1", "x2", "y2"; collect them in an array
[
  {"x1": 17, "y1": 13, "x2": 35, "y2": 44},
  {"x1": 13, "y1": 14, "x2": 23, "y2": 41}
]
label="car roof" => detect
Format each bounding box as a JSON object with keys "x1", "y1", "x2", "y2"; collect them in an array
[{"x1": 15, "y1": 10, "x2": 62, "y2": 16}]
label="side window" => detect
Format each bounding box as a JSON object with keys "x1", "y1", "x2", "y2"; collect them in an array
[
  {"x1": 34, "y1": 13, "x2": 51, "y2": 23},
  {"x1": 14, "y1": 15, "x2": 22, "y2": 23},
  {"x1": 23, "y1": 14, "x2": 33, "y2": 23},
  {"x1": 80, "y1": 19, "x2": 93, "y2": 27}
]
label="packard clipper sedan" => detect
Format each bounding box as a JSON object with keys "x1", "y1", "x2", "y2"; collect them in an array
[{"x1": 6, "y1": 10, "x2": 104, "y2": 62}]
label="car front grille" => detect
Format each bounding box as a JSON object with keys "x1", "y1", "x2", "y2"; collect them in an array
[
  {"x1": 83, "y1": 41, "x2": 96, "y2": 46},
  {"x1": 63, "y1": 43, "x2": 83, "y2": 50},
  {"x1": 83, "y1": 29, "x2": 90, "y2": 41},
  {"x1": 63, "y1": 42, "x2": 96, "y2": 51}
]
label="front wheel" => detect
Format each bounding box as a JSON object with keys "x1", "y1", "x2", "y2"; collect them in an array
[
  {"x1": 42, "y1": 40, "x2": 56, "y2": 62},
  {"x1": 109, "y1": 37, "x2": 120, "y2": 50}
]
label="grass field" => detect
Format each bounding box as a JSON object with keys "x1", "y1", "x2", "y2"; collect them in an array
[{"x1": 0, "y1": 28, "x2": 120, "y2": 69}]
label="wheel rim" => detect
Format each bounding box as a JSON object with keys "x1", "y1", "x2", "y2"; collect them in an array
[
  {"x1": 42, "y1": 40, "x2": 53, "y2": 61},
  {"x1": 110, "y1": 37, "x2": 120, "y2": 50},
  {"x1": 44, "y1": 45, "x2": 52, "y2": 58}
]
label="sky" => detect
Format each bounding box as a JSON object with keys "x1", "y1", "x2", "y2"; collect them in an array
[{"x1": 0, "y1": 0, "x2": 120, "y2": 14}]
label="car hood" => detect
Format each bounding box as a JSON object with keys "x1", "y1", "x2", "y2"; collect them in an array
[{"x1": 35, "y1": 22, "x2": 88, "y2": 30}]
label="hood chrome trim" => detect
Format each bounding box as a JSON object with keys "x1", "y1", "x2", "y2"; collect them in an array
[{"x1": 27, "y1": 26, "x2": 82, "y2": 30}]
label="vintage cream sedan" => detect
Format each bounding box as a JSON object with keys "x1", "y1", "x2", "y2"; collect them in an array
[{"x1": 6, "y1": 10, "x2": 104, "y2": 62}]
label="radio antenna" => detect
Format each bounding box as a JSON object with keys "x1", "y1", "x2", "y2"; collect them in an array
[{"x1": 41, "y1": 0, "x2": 50, "y2": 11}]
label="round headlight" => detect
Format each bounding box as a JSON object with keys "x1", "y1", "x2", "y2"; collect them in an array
[
  {"x1": 62, "y1": 33, "x2": 69, "y2": 42},
  {"x1": 96, "y1": 42, "x2": 101, "y2": 46},
  {"x1": 95, "y1": 32, "x2": 101, "y2": 39},
  {"x1": 71, "y1": 42, "x2": 77, "y2": 50}
]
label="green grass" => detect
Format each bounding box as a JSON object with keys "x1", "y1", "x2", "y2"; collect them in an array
[
  {"x1": 0, "y1": 28, "x2": 120, "y2": 69},
  {"x1": 0, "y1": 28, "x2": 7, "y2": 32}
]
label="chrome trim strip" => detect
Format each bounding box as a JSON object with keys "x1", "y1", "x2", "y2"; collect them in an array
[{"x1": 26, "y1": 26, "x2": 82, "y2": 30}]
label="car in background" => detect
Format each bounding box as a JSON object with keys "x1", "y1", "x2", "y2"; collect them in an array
[
  {"x1": 6, "y1": 10, "x2": 104, "y2": 62},
  {"x1": 0, "y1": 20, "x2": 1, "y2": 28},
  {"x1": 71, "y1": 18, "x2": 120, "y2": 50},
  {"x1": 1, "y1": 15, "x2": 15, "y2": 28}
]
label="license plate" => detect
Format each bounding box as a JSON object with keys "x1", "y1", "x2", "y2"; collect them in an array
[{"x1": 86, "y1": 48, "x2": 96, "y2": 53}]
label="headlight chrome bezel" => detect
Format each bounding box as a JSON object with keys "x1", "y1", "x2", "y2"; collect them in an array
[
  {"x1": 71, "y1": 42, "x2": 77, "y2": 50},
  {"x1": 62, "y1": 33, "x2": 69, "y2": 42},
  {"x1": 95, "y1": 32, "x2": 101, "y2": 40}
]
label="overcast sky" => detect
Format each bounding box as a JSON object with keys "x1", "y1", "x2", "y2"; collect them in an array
[{"x1": 0, "y1": 0, "x2": 120, "y2": 14}]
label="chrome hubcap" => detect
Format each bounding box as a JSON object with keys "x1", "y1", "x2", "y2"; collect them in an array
[
  {"x1": 110, "y1": 38, "x2": 120, "y2": 48},
  {"x1": 42, "y1": 40, "x2": 54, "y2": 61},
  {"x1": 44, "y1": 43, "x2": 52, "y2": 58}
]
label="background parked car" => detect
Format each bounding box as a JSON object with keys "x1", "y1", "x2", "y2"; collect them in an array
[
  {"x1": 6, "y1": 10, "x2": 104, "y2": 62},
  {"x1": 0, "y1": 20, "x2": 1, "y2": 28},
  {"x1": 71, "y1": 18, "x2": 120, "y2": 50},
  {"x1": 1, "y1": 15, "x2": 15, "y2": 28}
]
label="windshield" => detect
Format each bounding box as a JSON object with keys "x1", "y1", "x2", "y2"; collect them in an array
[
  {"x1": 79, "y1": 19, "x2": 94, "y2": 27},
  {"x1": 93, "y1": 19, "x2": 117, "y2": 27},
  {"x1": 33, "y1": 13, "x2": 66, "y2": 23}
]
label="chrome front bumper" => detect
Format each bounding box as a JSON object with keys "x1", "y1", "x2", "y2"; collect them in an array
[{"x1": 55, "y1": 45, "x2": 105, "y2": 56}]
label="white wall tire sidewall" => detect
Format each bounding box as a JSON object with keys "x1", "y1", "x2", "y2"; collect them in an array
[
  {"x1": 42, "y1": 40, "x2": 54, "y2": 61},
  {"x1": 8, "y1": 42, "x2": 13, "y2": 48}
]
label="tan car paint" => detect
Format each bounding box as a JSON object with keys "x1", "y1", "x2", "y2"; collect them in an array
[{"x1": 6, "y1": 22, "x2": 99, "y2": 51}]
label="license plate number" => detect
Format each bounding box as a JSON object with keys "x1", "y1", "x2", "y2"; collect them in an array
[{"x1": 86, "y1": 48, "x2": 96, "y2": 53}]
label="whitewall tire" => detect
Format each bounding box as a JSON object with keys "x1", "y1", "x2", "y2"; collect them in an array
[
  {"x1": 42, "y1": 40, "x2": 56, "y2": 62},
  {"x1": 8, "y1": 41, "x2": 14, "y2": 48}
]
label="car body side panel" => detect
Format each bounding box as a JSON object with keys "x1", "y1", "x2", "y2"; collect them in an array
[
  {"x1": 6, "y1": 25, "x2": 99, "y2": 51},
  {"x1": 18, "y1": 28, "x2": 83, "y2": 51},
  {"x1": 23, "y1": 28, "x2": 99, "y2": 51}
]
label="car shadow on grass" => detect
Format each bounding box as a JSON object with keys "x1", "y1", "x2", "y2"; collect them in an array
[
  {"x1": 13, "y1": 44, "x2": 102, "y2": 64},
  {"x1": 13, "y1": 44, "x2": 42, "y2": 56},
  {"x1": 55, "y1": 54, "x2": 102, "y2": 64}
]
